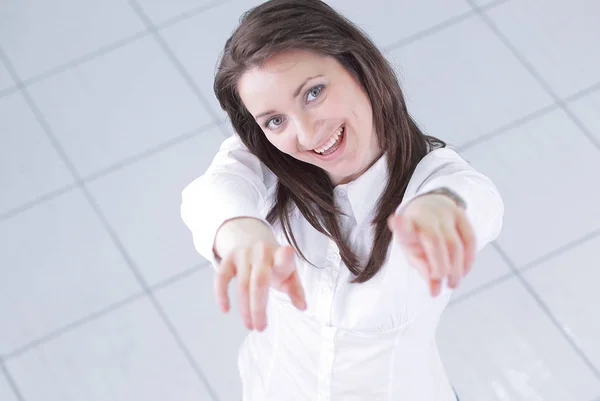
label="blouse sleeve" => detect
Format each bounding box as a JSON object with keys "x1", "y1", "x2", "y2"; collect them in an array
[
  {"x1": 399, "y1": 148, "x2": 504, "y2": 251},
  {"x1": 180, "y1": 134, "x2": 276, "y2": 268}
]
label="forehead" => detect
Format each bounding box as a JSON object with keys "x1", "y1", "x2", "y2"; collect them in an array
[{"x1": 238, "y1": 50, "x2": 337, "y2": 101}]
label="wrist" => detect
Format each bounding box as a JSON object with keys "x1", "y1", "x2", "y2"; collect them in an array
[
  {"x1": 213, "y1": 217, "x2": 277, "y2": 262},
  {"x1": 422, "y1": 187, "x2": 466, "y2": 210}
]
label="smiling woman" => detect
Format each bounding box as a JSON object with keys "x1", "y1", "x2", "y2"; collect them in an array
[
  {"x1": 213, "y1": 0, "x2": 448, "y2": 284},
  {"x1": 181, "y1": 0, "x2": 503, "y2": 400}
]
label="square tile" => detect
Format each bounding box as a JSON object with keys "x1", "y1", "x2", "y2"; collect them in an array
[
  {"x1": 437, "y1": 277, "x2": 600, "y2": 401},
  {"x1": 325, "y1": 0, "x2": 469, "y2": 50},
  {"x1": 160, "y1": 0, "x2": 276, "y2": 117},
  {"x1": 135, "y1": 0, "x2": 221, "y2": 26},
  {"x1": 155, "y1": 268, "x2": 248, "y2": 401},
  {"x1": 486, "y1": 0, "x2": 600, "y2": 99},
  {"x1": 386, "y1": 15, "x2": 553, "y2": 147},
  {"x1": 523, "y1": 235, "x2": 600, "y2": 374},
  {"x1": 0, "y1": 0, "x2": 145, "y2": 81},
  {"x1": 0, "y1": 59, "x2": 15, "y2": 92},
  {"x1": 0, "y1": 92, "x2": 73, "y2": 217},
  {"x1": 0, "y1": 371, "x2": 19, "y2": 401},
  {"x1": 86, "y1": 127, "x2": 225, "y2": 286},
  {"x1": 450, "y1": 243, "x2": 512, "y2": 301},
  {"x1": 568, "y1": 88, "x2": 600, "y2": 144},
  {"x1": 6, "y1": 297, "x2": 214, "y2": 401},
  {"x1": 0, "y1": 189, "x2": 141, "y2": 355},
  {"x1": 27, "y1": 36, "x2": 212, "y2": 177},
  {"x1": 461, "y1": 109, "x2": 600, "y2": 267}
]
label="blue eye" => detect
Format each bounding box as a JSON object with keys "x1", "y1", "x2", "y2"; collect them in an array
[
  {"x1": 266, "y1": 116, "x2": 284, "y2": 130},
  {"x1": 306, "y1": 85, "x2": 324, "y2": 102}
]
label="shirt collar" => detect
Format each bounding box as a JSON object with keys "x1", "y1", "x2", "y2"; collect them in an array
[{"x1": 335, "y1": 153, "x2": 388, "y2": 226}]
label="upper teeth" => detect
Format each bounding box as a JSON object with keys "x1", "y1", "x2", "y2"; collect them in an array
[{"x1": 315, "y1": 126, "x2": 344, "y2": 154}]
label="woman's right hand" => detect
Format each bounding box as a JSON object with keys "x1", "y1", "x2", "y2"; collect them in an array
[{"x1": 214, "y1": 226, "x2": 307, "y2": 331}]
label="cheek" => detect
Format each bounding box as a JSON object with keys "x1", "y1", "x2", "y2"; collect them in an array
[
  {"x1": 265, "y1": 132, "x2": 298, "y2": 155},
  {"x1": 329, "y1": 89, "x2": 369, "y2": 123}
]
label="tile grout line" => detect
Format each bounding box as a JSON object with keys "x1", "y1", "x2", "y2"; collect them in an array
[
  {"x1": 564, "y1": 80, "x2": 600, "y2": 104},
  {"x1": 3, "y1": 263, "x2": 208, "y2": 362},
  {"x1": 3, "y1": 292, "x2": 146, "y2": 361},
  {"x1": 449, "y1": 226, "x2": 600, "y2": 305},
  {"x1": 127, "y1": 0, "x2": 228, "y2": 137},
  {"x1": 81, "y1": 119, "x2": 225, "y2": 184},
  {"x1": 491, "y1": 242, "x2": 600, "y2": 382},
  {"x1": 518, "y1": 227, "x2": 600, "y2": 274},
  {"x1": 382, "y1": 9, "x2": 476, "y2": 53},
  {"x1": 152, "y1": 0, "x2": 234, "y2": 31},
  {"x1": 0, "y1": 0, "x2": 231, "y2": 100},
  {"x1": 458, "y1": 78, "x2": 600, "y2": 152},
  {"x1": 0, "y1": 85, "x2": 19, "y2": 98},
  {"x1": 467, "y1": 0, "x2": 600, "y2": 154},
  {"x1": 448, "y1": 268, "x2": 515, "y2": 306},
  {"x1": 457, "y1": 102, "x2": 558, "y2": 152},
  {"x1": 382, "y1": 0, "x2": 510, "y2": 53},
  {"x1": 1, "y1": 48, "x2": 221, "y2": 401},
  {"x1": 0, "y1": 50, "x2": 85, "y2": 182},
  {"x1": 0, "y1": 118, "x2": 226, "y2": 224},
  {"x1": 0, "y1": 183, "x2": 78, "y2": 223},
  {"x1": 18, "y1": 30, "x2": 150, "y2": 89},
  {"x1": 0, "y1": 360, "x2": 26, "y2": 401}
]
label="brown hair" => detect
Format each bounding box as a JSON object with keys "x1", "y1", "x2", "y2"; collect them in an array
[{"x1": 214, "y1": 0, "x2": 445, "y2": 283}]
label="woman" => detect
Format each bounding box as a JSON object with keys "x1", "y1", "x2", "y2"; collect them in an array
[{"x1": 181, "y1": 0, "x2": 503, "y2": 400}]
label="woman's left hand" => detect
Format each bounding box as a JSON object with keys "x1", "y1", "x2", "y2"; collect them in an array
[{"x1": 387, "y1": 193, "x2": 476, "y2": 297}]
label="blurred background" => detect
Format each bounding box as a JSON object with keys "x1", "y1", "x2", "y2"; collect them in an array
[{"x1": 1, "y1": 0, "x2": 599, "y2": 400}]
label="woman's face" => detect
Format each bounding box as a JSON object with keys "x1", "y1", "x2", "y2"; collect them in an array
[{"x1": 238, "y1": 49, "x2": 382, "y2": 186}]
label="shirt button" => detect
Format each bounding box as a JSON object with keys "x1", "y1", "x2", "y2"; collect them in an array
[
  {"x1": 335, "y1": 188, "x2": 347, "y2": 197},
  {"x1": 328, "y1": 253, "x2": 340, "y2": 262}
]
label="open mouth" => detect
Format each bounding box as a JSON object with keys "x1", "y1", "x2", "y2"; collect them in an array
[{"x1": 312, "y1": 124, "x2": 345, "y2": 156}]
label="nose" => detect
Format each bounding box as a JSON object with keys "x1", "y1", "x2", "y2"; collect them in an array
[{"x1": 294, "y1": 114, "x2": 318, "y2": 150}]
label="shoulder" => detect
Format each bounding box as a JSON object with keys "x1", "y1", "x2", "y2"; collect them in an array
[{"x1": 405, "y1": 147, "x2": 470, "y2": 195}]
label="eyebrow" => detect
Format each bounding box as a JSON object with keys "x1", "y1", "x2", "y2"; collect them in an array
[{"x1": 254, "y1": 75, "x2": 324, "y2": 120}]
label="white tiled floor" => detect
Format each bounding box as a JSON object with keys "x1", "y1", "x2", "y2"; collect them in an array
[{"x1": 1, "y1": 1, "x2": 599, "y2": 401}]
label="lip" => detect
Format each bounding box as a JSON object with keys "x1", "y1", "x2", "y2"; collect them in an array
[
  {"x1": 312, "y1": 125, "x2": 346, "y2": 161},
  {"x1": 311, "y1": 124, "x2": 344, "y2": 152}
]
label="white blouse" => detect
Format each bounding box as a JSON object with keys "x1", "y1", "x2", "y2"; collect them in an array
[{"x1": 181, "y1": 134, "x2": 503, "y2": 401}]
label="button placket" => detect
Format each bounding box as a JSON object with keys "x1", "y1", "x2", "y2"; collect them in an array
[{"x1": 316, "y1": 325, "x2": 337, "y2": 401}]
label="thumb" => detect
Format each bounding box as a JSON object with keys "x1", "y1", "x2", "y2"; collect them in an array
[
  {"x1": 389, "y1": 214, "x2": 419, "y2": 246},
  {"x1": 273, "y1": 245, "x2": 296, "y2": 273},
  {"x1": 273, "y1": 246, "x2": 306, "y2": 311}
]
